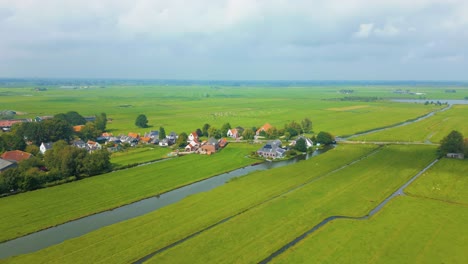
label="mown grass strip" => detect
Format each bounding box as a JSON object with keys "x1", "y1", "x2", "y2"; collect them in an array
[
  {"x1": 0, "y1": 144, "x2": 258, "y2": 243},
  {"x1": 110, "y1": 147, "x2": 171, "y2": 169},
  {"x1": 4, "y1": 144, "x2": 377, "y2": 263},
  {"x1": 145, "y1": 145, "x2": 436, "y2": 264}
]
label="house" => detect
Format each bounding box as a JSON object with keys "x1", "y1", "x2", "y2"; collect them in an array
[
  {"x1": 185, "y1": 143, "x2": 198, "y2": 152},
  {"x1": 227, "y1": 128, "x2": 241, "y2": 139},
  {"x1": 290, "y1": 136, "x2": 314, "y2": 148},
  {"x1": 256, "y1": 123, "x2": 273, "y2": 136},
  {"x1": 40, "y1": 142, "x2": 53, "y2": 154},
  {"x1": 73, "y1": 125, "x2": 85, "y2": 133},
  {"x1": 84, "y1": 116, "x2": 96, "y2": 122},
  {"x1": 0, "y1": 120, "x2": 25, "y2": 132},
  {"x1": 188, "y1": 132, "x2": 199, "y2": 142},
  {"x1": 140, "y1": 137, "x2": 151, "y2": 144},
  {"x1": 257, "y1": 140, "x2": 285, "y2": 159},
  {"x1": 446, "y1": 153, "x2": 464, "y2": 159},
  {"x1": 159, "y1": 138, "x2": 171, "y2": 147},
  {"x1": 72, "y1": 140, "x2": 87, "y2": 149},
  {"x1": 200, "y1": 137, "x2": 219, "y2": 154},
  {"x1": 167, "y1": 132, "x2": 178, "y2": 144},
  {"x1": 218, "y1": 138, "x2": 228, "y2": 148},
  {"x1": 101, "y1": 132, "x2": 113, "y2": 138},
  {"x1": 87, "y1": 140, "x2": 102, "y2": 152},
  {"x1": 128, "y1": 132, "x2": 139, "y2": 139},
  {"x1": 144, "y1": 131, "x2": 159, "y2": 139},
  {"x1": 1, "y1": 150, "x2": 32, "y2": 163},
  {"x1": 0, "y1": 158, "x2": 16, "y2": 173}
]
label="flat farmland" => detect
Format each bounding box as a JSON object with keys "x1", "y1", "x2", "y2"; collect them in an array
[
  {"x1": 4, "y1": 144, "x2": 378, "y2": 263},
  {"x1": 145, "y1": 145, "x2": 436, "y2": 264},
  {"x1": 272, "y1": 158, "x2": 468, "y2": 264},
  {"x1": 0, "y1": 86, "x2": 443, "y2": 136},
  {"x1": 0, "y1": 143, "x2": 258, "y2": 243},
  {"x1": 352, "y1": 105, "x2": 468, "y2": 143}
]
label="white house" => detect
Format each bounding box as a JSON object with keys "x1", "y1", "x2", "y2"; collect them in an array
[{"x1": 40, "y1": 142, "x2": 53, "y2": 154}]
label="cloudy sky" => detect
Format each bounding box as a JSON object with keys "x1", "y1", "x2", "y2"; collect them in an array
[{"x1": 1, "y1": 0, "x2": 467, "y2": 80}]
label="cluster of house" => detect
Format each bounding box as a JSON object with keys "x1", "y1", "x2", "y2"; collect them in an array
[
  {"x1": 0, "y1": 150, "x2": 33, "y2": 173},
  {"x1": 0, "y1": 116, "x2": 96, "y2": 132},
  {"x1": 182, "y1": 132, "x2": 227, "y2": 155},
  {"x1": 94, "y1": 130, "x2": 179, "y2": 148}
]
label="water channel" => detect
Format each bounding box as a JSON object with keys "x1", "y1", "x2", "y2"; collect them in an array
[{"x1": 0, "y1": 149, "x2": 327, "y2": 259}]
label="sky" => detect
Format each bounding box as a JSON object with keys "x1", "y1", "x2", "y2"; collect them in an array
[{"x1": 0, "y1": 0, "x2": 467, "y2": 80}]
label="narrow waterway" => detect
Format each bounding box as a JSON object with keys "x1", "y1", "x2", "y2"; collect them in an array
[
  {"x1": 258, "y1": 158, "x2": 439, "y2": 264},
  {"x1": 343, "y1": 105, "x2": 451, "y2": 140},
  {"x1": 0, "y1": 149, "x2": 327, "y2": 259}
]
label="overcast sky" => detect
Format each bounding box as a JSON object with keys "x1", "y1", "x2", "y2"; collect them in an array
[{"x1": 1, "y1": 0, "x2": 467, "y2": 80}]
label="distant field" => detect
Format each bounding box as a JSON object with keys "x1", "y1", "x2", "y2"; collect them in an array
[
  {"x1": 5, "y1": 144, "x2": 379, "y2": 263},
  {"x1": 0, "y1": 143, "x2": 258, "y2": 243},
  {"x1": 352, "y1": 105, "x2": 468, "y2": 142},
  {"x1": 272, "y1": 158, "x2": 468, "y2": 264},
  {"x1": 0, "y1": 86, "x2": 445, "y2": 137}
]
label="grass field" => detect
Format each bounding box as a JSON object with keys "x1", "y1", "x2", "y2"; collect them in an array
[
  {"x1": 4, "y1": 144, "x2": 379, "y2": 263},
  {"x1": 0, "y1": 143, "x2": 258, "y2": 243},
  {"x1": 0, "y1": 86, "x2": 444, "y2": 137},
  {"x1": 352, "y1": 105, "x2": 468, "y2": 143},
  {"x1": 272, "y1": 158, "x2": 468, "y2": 264},
  {"x1": 145, "y1": 145, "x2": 436, "y2": 264},
  {"x1": 110, "y1": 146, "x2": 171, "y2": 168}
]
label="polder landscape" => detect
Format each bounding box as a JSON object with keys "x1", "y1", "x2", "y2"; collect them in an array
[{"x1": 0, "y1": 80, "x2": 467, "y2": 263}]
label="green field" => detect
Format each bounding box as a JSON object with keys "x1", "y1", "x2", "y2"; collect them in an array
[
  {"x1": 4, "y1": 144, "x2": 379, "y2": 263},
  {"x1": 110, "y1": 146, "x2": 171, "y2": 168},
  {"x1": 0, "y1": 86, "x2": 445, "y2": 137},
  {"x1": 0, "y1": 143, "x2": 258, "y2": 243},
  {"x1": 146, "y1": 145, "x2": 436, "y2": 263},
  {"x1": 271, "y1": 158, "x2": 468, "y2": 264},
  {"x1": 352, "y1": 105, "x2": 468, "y2": 143}
]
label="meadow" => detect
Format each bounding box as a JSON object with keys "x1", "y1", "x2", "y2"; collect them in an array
[
  {"x1": 4, "y1": 145, "x2": 438, "y2": 263},
  {"x1": 110, "y1": 145, "x2": 171, "y2": 168},
  {"x1": 272, "y1": 158, "x2": 468, "y2": 264},
  {"x1": 0, "y1": 143, "x2": 258, "y2": 243},
  {"x1": 0, "y1": 85, "x2": 449, "y2": 137},
  {"x1": 352, "y1": 105, "x2": 468, "y2": 143},
  {"x1": 4, "y1": 144, "x2": 378, "y2": 263}
]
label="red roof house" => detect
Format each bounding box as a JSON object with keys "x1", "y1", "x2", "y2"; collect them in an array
[{"x1": 1, "y1": 150, "x2": 32, "y2": 163}]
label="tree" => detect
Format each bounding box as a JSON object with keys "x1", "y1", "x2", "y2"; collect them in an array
[
  {"x1": 159, "y1": 127, "x2": 166, "y2": 140},
  {"x1": 95, "y1": 112, "x2": 107, "y2": 131},
  {"x1": 242, "y1": 128, "x2": 255, "y2": 140},
  {"x1": 196, "y1": 128, "x2": 203, "y2": 137},
  {"x1": 294, "y1": 138, "x2": 307, "y2": 152},
  {"x1": 208, "y1": 127, "x2": 221, "y2": 139},
  {"x1": 285, "y1": 121, "x2": 302, "y2": 137},
  {"x1": 438, "y1": 130, "x2": 464, "y2": 157},
  {"x1": 0, "y1": 133, "x2": 26, "y2": 151},
  {"x1": 135, "y1": 114, "x2": 148, "y2": 128},
  {"x1": 221, "y1": 123, "x2": 231, "y2": 137},
  {"x1": 202, "y1": 123, "x2": 211, "y2": 137},
  {"x1": 55, "y1": 111, "x2": 86, "y2": 126},
  {"x1": 42, "y1": 119, "x2": 73, "y2": 143},
  {"x1": 301, "y1": 118, "x2": 313, "y2": 133},
  {"x1": 176, "y1": 132, "x2": 188, "y2": 147},
  {"x1": 316, "y1": 131, "x2": 335, "y2": 145},
  {"x1": 80, "y1": 122, "x2": 101, "y2": 141}
]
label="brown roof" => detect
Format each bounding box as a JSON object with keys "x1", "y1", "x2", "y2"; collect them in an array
[
  {"x1": 128, "y1": 132, "x2": 139, "y2": 138},
  {"x1": 73, "y1": 125, "x2": 85, "y2": 132},
  {"x1": 1, "y1": 150, "x2": 32, "y2": 163},
  {"x1": 256, "y1": 123, "x2": 273, "y2": 135},
  {"x1": 140, "y1": 137, "x2": 151, "y2": 143},
  {"x1": 0, "y1": 120, "x2": 24, "y2": 127}
]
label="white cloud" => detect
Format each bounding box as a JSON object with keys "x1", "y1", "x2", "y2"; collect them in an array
[{"x1": 354, "y1": 23, "x2": 374, "y2": 38}]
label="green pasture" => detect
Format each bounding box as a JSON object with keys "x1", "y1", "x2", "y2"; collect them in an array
[
  {"x1": 272, "y1": 196, "x2": 468, "y2": 264},
  {"x1": 4, "y1": 144, "x2": 379, "y2": 263},
  {"x1": 406, "y1": 158, "x2": 468, "y2": 204},
  {"x1": 110, "y1": 146, "x2": 171, "y2": 168},
  {"x1": 146, "y1": 145, "x2": 436, "y2": 263},
  {"x1": 273, "y1": 159, "x2": 468, "y2": 264},
  {"x1": 352, "y1": 105, "x2": 468, "y2": 143},
  {"x1": 0, "y1": 86, "x2": 443, "y2": 137},
  {"x1": 0, "y1": 143, "x2": 258, "y2": 243}
]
